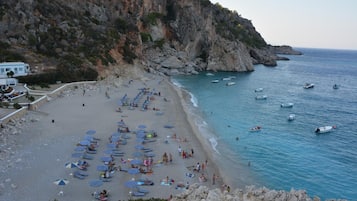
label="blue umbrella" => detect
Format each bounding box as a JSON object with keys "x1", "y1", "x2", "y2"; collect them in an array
[
  {"x1": 101, "y1": 156, "x2": 112, "y2": 162},
  {"x1": 132, "y1": 152, "x2": 143, "y2": 157},
  {"x1": 96, "y1": 165, "x2": 108, "y2": 171},
  {"x1": 124, "y1": 180, "x2": 137, "y2": 188},
  {"x1": 104, "y1": 149, "x2": 114, "y2": 155},
  {"x1": 107, "y1": 143, "x2": 117, "y2": 149},
  {"x1": 135, "y1": 144, "x2": 144, "y2": 150},
  {"x1": 138, "y1": 125, "x2": 146, "y2": 129},
  {"x1": 86, "y1": 130, "x2": 96, "y2": 135},
  {"x1": 74, "y1": 146, "x2": 85, "y2": 152},
  {"x1": 127, "y1": 168, "x2": 140, "y2": 175},
  {"x1": 111, "y1": 136, "x2": 120, "y2": 142},
  {"x1": 89, "y1": 180, "x2": 103, "y2": 187},
  {"x1": 79, "y1": 140, "x2": 91, "y2": 146},
  {"x1": 65, "y1": 162, "x2": 78, "y2": 168},
  {"x1": 164, "y1": 125, "x2": 174, "y2": 129},
  {"x1": 145, "y1": 152, "x2": 155, "y2": 157},
  {"x1": 136, "y1": 138, "x2": 145, "y2": 143},
  {"x1": 54, "y1": 179, "x2": 69, "y2": 186},
  {"x1": 130, "y1": 159, "x2": 143, "y2": 165},
  {"x1": 112, "y1": 132, "x2": 121, "y2": 137},
  {"x1": 136, "y1": 132, "x2": 146, "y2": 139},
  {"x1": 72, "y1": 153, "x2": 84, "y2": 158}
]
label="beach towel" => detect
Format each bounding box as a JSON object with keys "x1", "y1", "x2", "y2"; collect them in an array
[{"x1": 185, "y1": 173, "x2": 195, "y2": 178}]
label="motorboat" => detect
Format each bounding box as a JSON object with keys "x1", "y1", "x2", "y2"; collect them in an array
[
  {"x1": 211, "y1": 79, "x2": 219, "y2": 83},
  {"x1": 250, "y1": 126, "x2": 262, "y2": 132},
  {"x1": 303, "y1": 83, "x2": 314, "y2": 89},
  {"x1": 254, "y1": 88, "x2": 264, "y2": 92},
  {"x1": 222, "y1": 77, "x2": 231, "y2": 81},
  {"x1": 255, "y1": 95, "x2": 267, "y2": 100},
  {"x1": 287, "y1": 114, "x2": 296, "y2": 121},
  {"x1": 315, "y1": 125, "x2": 336, "y2": 134},
  {"x1": 281, "y1": 103, "x2": 294, "y2": 108},
  {"x1": 333, "y1": 84, "x2": 339, "y2": 89},
  {"x1": 226, "y1": 82, "x2": 235, "y2": 86},
  {"x1": 206, "y1": 73, "x2": 214, "y2": 76}
]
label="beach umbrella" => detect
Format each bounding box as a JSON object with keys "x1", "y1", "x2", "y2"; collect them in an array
[
  {"x1": 100, "y1": 156, "x2": 112, "y2": 162},
  {"x1": 65, "y1": 162, "x2": 78, "y2": 169},
  {"x1": 79, "y1": 140, "x2": 91, "y2": 146},
  {"x1": 54, "y1": 179, "x2": 69, "y2": 186},
  {"x1": 96, "y1": 165, "x2": 108, "y2": 171},
  {"x1": 135, "y1": 144, "x2": 144, "y2": 150},
  {"x1": 74, "y1": 146, "x2": 86, "y2": 152},
  {"x1": 89, "y1": 180, "x2": 103, "y2": 188},
  {"x1": 132, "y1": 152, "x2": 143, "y2": 157},
  {"x1": 86, "y1": 130, "x2": 96, "y2": 135},
  {"x1": 136, "y1": 138, "x2": 145, "y2": 144},
  {"x1": 145, "y1": 152, "x2": 155, "y2": 157},
  {"x1": 124, "y1": 180, "x2": 137, "y2": 188},
  {"x1": 107, "y1": 143, "x2": 117, "y2": 149},
  {"x1": 136, "y1": 132, "x2": 146, "y2": 139},
  {"x1": 138, "y1": 124, "x2": 146, "y2": 129},
  {"x1": 111, "y1": 136, "x2": 120, "y2": 142},
  {"x1": 112, "y1": 132, "x2": 121, "y2": 137},
  {"x1": 130, "y1": 159, "x2": 143, "y2": 166},
  {"x1": 72, "y1": 152, "x2": 84, "y2": 158},
  {"x1": 127, "y1": 168, "x2": 140, "y2": 175},
  {"x1": 164, "y1": 124, "x2": 174, "y2": 129}
]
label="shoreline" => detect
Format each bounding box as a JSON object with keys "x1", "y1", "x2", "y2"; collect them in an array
[{"x1": 0, "y1": 72, "x2": 225, "y2": 200}]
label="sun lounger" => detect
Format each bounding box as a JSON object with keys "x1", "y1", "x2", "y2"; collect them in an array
[
  {"x1": 86, "y1": 150, "x2": 97, "y2": 154},
  {"x1": 136, "y1": 187, "x2": 149, "y2": 194},
  {"x1": 82, "y1": 154, "x2": 94, "y2": 160},
  {"x1": 100, "y1": 177, "x2": 112, "y2": 182},
  {"x1": 73, "y1": 171, "x2": 86, "y2": 179},
  {"x1": 132, "y1": 191, "x2": 145, "y2": 197},
  {"x1": 74, "y1": 170, "x2": 89, "y2": 177}
]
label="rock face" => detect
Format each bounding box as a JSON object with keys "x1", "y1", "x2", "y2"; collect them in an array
[
  {"x1": 0, "y1": 0, "x2": 298, "y2": 77},
  {"x1": 172, "y1": 184, "x2": 347, "y2": 201}
]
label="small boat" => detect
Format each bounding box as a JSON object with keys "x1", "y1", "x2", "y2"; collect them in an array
[
  {"x1": 250, "y1": 126, "x2": 262, "y2": 132},
  {"x1": 303, "y1": 83, "x2": 314, "y2": 89},
  {"x1": 281, "y1": 103, "x2": 294, "y2": 108},
  {"x1": 315, "y1": 125, "x2": 336, "y2": 134},
  {"x1": 255, "y1": 95, "x2": 267, "y2": 100},
  {"x1": 222, "y1": 77, "x2": 231, "y2": 81},
  {"x1": 287, "y1": 114, "x2": 296, "y2": 121},
  {"x1": 211, "y1": 79, "x2": 219, "y2": 83},
  {"x1": 206, "y1": 73, "x2": 214, "y2": 76},
  {"x1": 333, "y1": 84, "x2": 339, "y2": 89},
  {"x1": 254, "y1": 88, "x2": 264, "y2": 92},
  {"x1": 226, "y1": 82, "x2": 235, "y2": 86}
]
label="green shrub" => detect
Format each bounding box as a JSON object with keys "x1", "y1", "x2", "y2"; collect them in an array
[
  {"x1": 140, "y1": 32, "x2": 152, "y2": 43},
  {"x1": 13, "y1": 103, "x2": 22, "y2": 109}
]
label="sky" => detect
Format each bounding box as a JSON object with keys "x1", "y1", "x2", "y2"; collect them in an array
[{"x1": 211, "y1": 0, "x2": 357, "y2": 50}]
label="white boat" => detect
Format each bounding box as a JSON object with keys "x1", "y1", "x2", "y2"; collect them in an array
[
  {"x1": 206, "y1": 73, "x2": 214, "y2": 76},
  {"x1": 226, "y1": 82, "x2": 235, "y2": 86},
  {"x1": 315, "y1": 125, "x2": 336, "y2": 134},
  {"x1": 222, "y1": 77, "x2": 231, "y2": 81},
  {"x1": 250, "y1": 126, "x2": 262, "y2": 132},
  {"x1": 281, "y1": 103, "x2": 294, "y2": 108},
  {"x1": 255, "y1": 95, "x2": 267, "y2": 100},
  {"x1": 287, "y1": 114, "x2": 296, "y2": 121},
  {"x1": 254, "y1": 88, "x2": 264, "y2": 92},
  {"x1": 211, "y1": 79, "x2": 219, "y2": 83},
  {"x1": 303, "y1": 83, "x2": 314, "y2": 89}
]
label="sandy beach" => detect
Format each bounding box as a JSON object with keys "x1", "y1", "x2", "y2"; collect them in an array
[{"x1": 0, "y1": 70, "x2": 223, "y2": 201}]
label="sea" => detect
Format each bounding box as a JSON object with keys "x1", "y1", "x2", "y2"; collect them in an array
[{"x1": 172, "y1": 48, "x2": 357, "y2": 201}]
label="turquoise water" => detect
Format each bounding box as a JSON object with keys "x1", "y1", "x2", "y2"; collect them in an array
[{"x1": 173, "y1": 48, "x2": 357, "y2": 200}]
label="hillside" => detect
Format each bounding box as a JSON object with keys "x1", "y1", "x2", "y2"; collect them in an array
[{"x1": 0, "y1": 0, "x2": 301, "y2": 81}]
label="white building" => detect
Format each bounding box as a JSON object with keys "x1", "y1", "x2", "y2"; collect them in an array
[{"x1": 0, "y1": 62, "x2": 30, "y2": 78}]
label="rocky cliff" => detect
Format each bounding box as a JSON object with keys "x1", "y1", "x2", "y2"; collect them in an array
[{"x1": 0, "y1": 0, "x2": 301, "y2": 79}]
